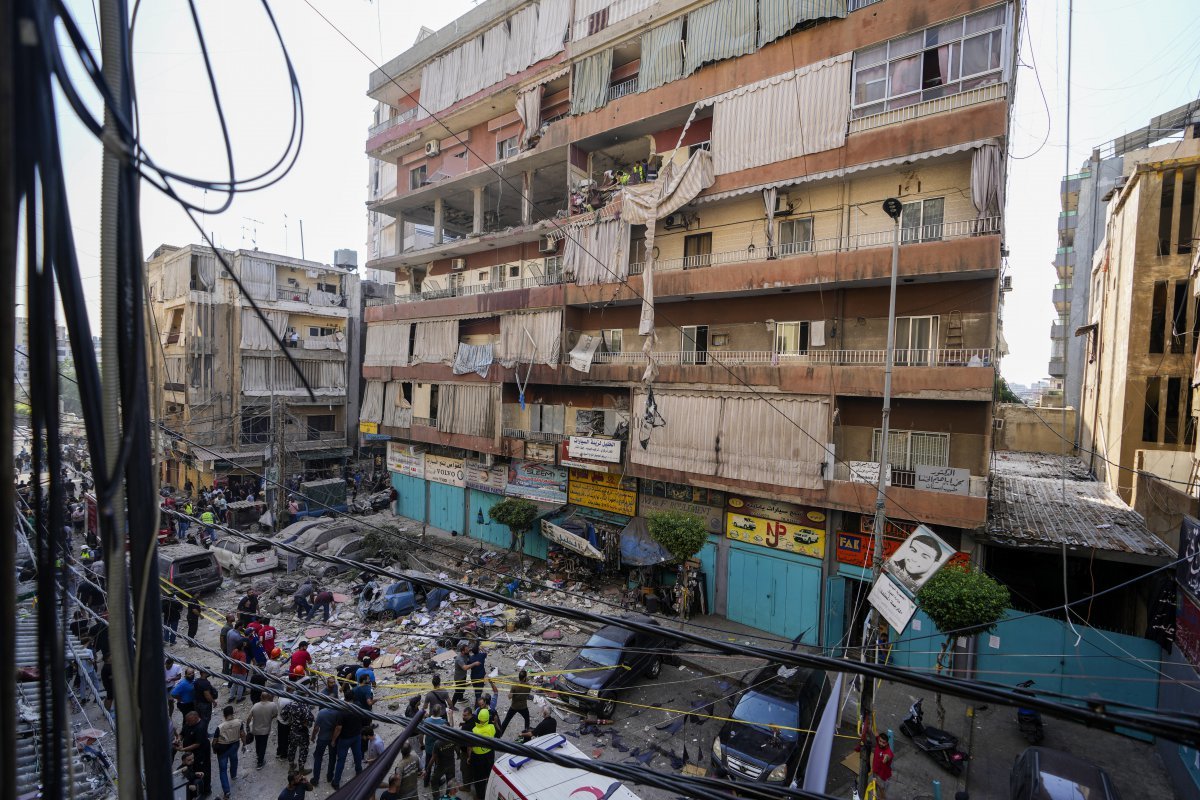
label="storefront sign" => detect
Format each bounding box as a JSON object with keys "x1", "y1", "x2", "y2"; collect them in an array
[
  {"x1": 642, "y1": 480, "x2": 725, "y2": 508},
  {"x1": 1179, "y1": 517, "x2": 1200, "y2": 601},
  {"x1": 567, "y1": 435, "x2": 622, "y2": 463},
  {"x1": 726, "y1": 495, "x2": 826, "y2": 528},
  {"x1": 540, "y1": 519, "x2": 605, "y2": 560},
  {"x1": 915, "y1": 465, "x2": 970, "y2": 495},
  {"x1": 465, "y1": 459, "x2": 508, "y2": 495},
  {"x1": 506, "y1": 460, "x2": 568, "y2": 505},
  {"x1": 725, "y1": 493, "x2": 825, "y2": 558},
  {"x1": 837, "y1": 531, "x2": 970, "y2": 570},
  {"x1": 425, "y1": 455, "x2": 466, "y2": 487},
  {"x1": 568, "y1": 469, "x2": 637, "y2": 516},
  {"x1": 1178, "y1": 592, "x2": 1200, "y2": 671},
  {"x1": 883, "y1": 525, "x2": 957, "y2": 595},
  {"x1": 868, "y1": 572, "x2": 918, "y2": 632},
  {"x1": 359, "y1": 421, "x2": 379, "y2": 434},
  {"x1": 850, "y1": 461, "x2": 891, "y2": 485},
  {"x1": 525, "y1": 441, "x2": 558, "y2": 464},
  {"x1": 639, "y1": 494, "x2": 724, "y2": 535},
  {"x1": 386, "y1": 442, "x2": 424, "y2": 478}
]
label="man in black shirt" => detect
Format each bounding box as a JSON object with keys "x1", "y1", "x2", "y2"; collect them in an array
[
  {"x1": 193, "y1": 671, "x2": 218, "y2": 728},
  {"x1": 237, "y1": 589, "x2": 260, "y2": 628},
  {"x1": 329, "y1": 708, "x2": 365, "y2": 789},
  {"x1": 178, "y1": 711, "x2": 212, "y2": 797},
  {"x1": 519, "y1": 705, "x2": 557, "y2": 743},
  {"x1": 163, "y1": 593, "x2": 184, "y2": 644}
]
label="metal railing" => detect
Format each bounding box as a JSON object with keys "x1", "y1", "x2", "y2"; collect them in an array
[
  {"x1": 502, "y1": 428, "x2": 566, "y2": 443},
  {"x1": 849, "y1": 82, "x2": 1007, "y2": 134},
  {"x1": 591, "y1": 348, "x2": 994, "y2": 367},
  {"x1": 832, "y1": 462, "x2": 987, "y2": 496},
  {"x1": 277, "y1": 286, "x2": 309, "y2": 302},
  {"x1": 629, "y1": 217, "x2": 1001, "y2": 275},
  {"x1": 368, "y1": 107, "x2": 419, "y2": 138},
  {"x1": 607, "y1": 76, "x2": 638, "y2": 102},
  {"x1": 397, "y1": 273, "x2": 567, "y2": 303},
  {"x1": 412, "y1": 416, "x2": 437, "y2": 428}
]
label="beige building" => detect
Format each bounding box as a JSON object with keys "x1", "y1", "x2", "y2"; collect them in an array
[
  {"x1": 1079, "y1": 134, "x2": 1200, "y2": 500},
  {"x1": 145, "y1": 244, "x2": 361, "y2": 493}
]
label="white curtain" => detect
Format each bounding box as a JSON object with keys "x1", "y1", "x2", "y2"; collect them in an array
[
  {"x1": 411, "y1": 320, "x2": 459, "y2": 365},
  {"x1": 516, "y1": 85, "x2": 544, "y2": 149},
  {"x1": 161, "y1": 253, "x2": 191, "y2": 300},
  {"x1": 437, "y1": 383, "x2": 500, "y2": 438},
  {"x1": 239, "y1": 309, "x2": 289, "y2": 350},
  {"x1": 684, "y1": 0, "x2": 758, "y2": 77},
  {"x1": 238, "y1": 258, "x2": 276, "y2": 301},
  {"x1": 630, "y1": 391, "x2": 724, "y2": 475},
  {"x1": 317, "y1": 362, "x2": 346, "y2": 390},
  {"x1": 506, "y1": 5, "x2": 539, "y2": 75},
  {"x1": 533, "y1": 0, "x2": 571, "y2": 62},
  {"x1": 452, "y1": 342, "x2": 495, "y2": 378},
  {"x1": 361, "y1": 381, "x2": 385, "y2": 424},
  {"x1": 569, "y1": 334, "x2": 602, "y2": 373},
  {"x1": 971, "y1": 143, "x2": 1004, "y2": 220},
  {"x1": 497, "y1": 310, "x2": 562, "y2": 367},
  {"x1": 364, "y1": 321, "x2": 412, "y2": 367},
  {"x1": 758, "y1": 0, "x2": 847, "y2": 48},
  {"x1": 309, "y1": 289, "x2": 342, "y2": 307},
  {"x1": 571, "y1": 49, "x2": 613, "y2": 115},
  {"x1": 566, "y1": 218, "x2": 631, "y2": 286},
  {"x1": 240, "y1": 357, "x2": 270, "y2": 392},
  {"x1": 193, "y1": 252, "x2": 216, "y2": 290},
  {"x1": 638, "y1": 19, "x2": 684, "y2": 93},
  {"x1": 717, "y1": 395, "x2": 828, "y2": 489},
  {"x1": 302, "y1": 333, "x2": 346, "y2": 352},
  {"x1": 382, "y1": 381, "x2": 412, "y2": 429},
  {"x1": 706, "y1": 54, "x2": 852, "y2": 174}
]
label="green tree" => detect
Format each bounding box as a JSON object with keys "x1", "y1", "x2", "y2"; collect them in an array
[
  {"x1": 995, "y1": 375, "x2": 1022, "y2": 404},
  {"x1": 916, "y1": 564, "x2": 1010, "y2": 723},
  {"x1": 489, "y1": 497, "x2": 540, "y2": 571},
  {"x1": 647, "y1": 511, "x2": 708, "y2": 620}
]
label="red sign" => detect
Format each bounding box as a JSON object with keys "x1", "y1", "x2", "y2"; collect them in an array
[
  {"x1": 837, "y1": 530, "x2": 969, "y2": 570},
  {"x1": 1179, "y1": 592, "x2": 1200, "y2": 670},
  {"x1": 858, "y1": 515, "x2": 920, "y2": 539}
]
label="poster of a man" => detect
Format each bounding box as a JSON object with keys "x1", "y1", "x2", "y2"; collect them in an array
[{"x1": 883, "y1": 525, "x2": 955, "y2": 594}]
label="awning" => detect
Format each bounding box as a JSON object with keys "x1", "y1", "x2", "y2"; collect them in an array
[
  {"x1": 540, "y1": 518, "x2": 605, "y2": 560},
  {"x1": 619, "y1": 516, "x2": 672, "y2": 566},
  {"x1": 295, "y1": 447, "x2": 353, "y2": 461},
  {"x1": 190, "y1": 445, "x2": 265, "y2": 468}
]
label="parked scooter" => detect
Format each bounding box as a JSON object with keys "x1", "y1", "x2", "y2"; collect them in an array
[
  {"x1": 1015, "y1": 679, "x2": 1045, "y2": 743},
  {"x1": 899, "y1": 699, "x2": 970, "y2": 775}
]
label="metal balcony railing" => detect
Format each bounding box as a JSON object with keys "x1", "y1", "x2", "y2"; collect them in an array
[
  {"x1": 591, "y1": 348, "x2": 995, "y2": 367},
  {"x1": 397, "y1": 273, "x2": 567, "y2": 303},
  {"x1": 502, "y1": 428, "x2": 567, "y2": 443},
  {"x1": 849, "y1": 82, "x2": 1007, "y2": 133},
  {"x1": 368, "y1": 107, "x2": 419, "y2": 138},
  {"x1": 412, "y1": 416, "x2": 437, "y2": 428},
  {"x1": 607, "y1": 76, "x2": 638, "y2": 103},
  {"x1": 277, "y1": 286, "x2": 309, "y2": 302}
]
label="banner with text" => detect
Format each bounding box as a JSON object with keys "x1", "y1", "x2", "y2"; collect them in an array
[
  {"x1": 725, "y1": 495, "x2": 826, "y2": 558},
  {"x1": 425, "y1": 455, "x2": 466, "y2": 487},
  {"x1": 465, "y1": 459, "x2": 508, "y2": 494},
  {"x1": 386, "y1": 442, "x2": 424, "y2": 478},
  {"x1": 568, "y1": 469, "x2": 637, "y2": 516},
  {"x1": 506, "y1": 460, "x2": 568, "y2": 505}
]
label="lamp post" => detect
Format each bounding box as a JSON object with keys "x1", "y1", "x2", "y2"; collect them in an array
[{"x1": 858, "y1": 197, "x2": 903, "y2": 796}]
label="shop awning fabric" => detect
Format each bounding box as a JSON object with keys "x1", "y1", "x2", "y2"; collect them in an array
[{"x1": 619, "y1": 516, "x2": 672, "y2": 566}]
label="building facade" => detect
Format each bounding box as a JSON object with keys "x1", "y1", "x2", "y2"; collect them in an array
[
  {"x1": 1078, "y1": 134, "x2": 1200, "y2": 500},
  {"x1": 145, "y1": 244, "x2": 360, "y2": 494},
  {"x1": 360, "y1": 0, "x2": 1018, "y2": 642}
]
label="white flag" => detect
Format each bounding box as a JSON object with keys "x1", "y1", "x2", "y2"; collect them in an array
[{"x1": 801, "y1": 673, "x2": 843, "y2": 793}]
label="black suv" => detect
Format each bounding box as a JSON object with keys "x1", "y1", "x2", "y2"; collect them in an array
[
  {"x1": 554, "y1": 615, "x2": 668, "y2": 718},
  {"x1": 711, "y1": 664, "x2": 830, "y2": 785}
]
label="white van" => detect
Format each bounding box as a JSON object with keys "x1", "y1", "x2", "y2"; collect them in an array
[
  {"x1": 211, "y1": 538, "x2": 278, "y2": 577},
  {"x1": 486, "y1": 734, "x2": 643, "y2": 800}
]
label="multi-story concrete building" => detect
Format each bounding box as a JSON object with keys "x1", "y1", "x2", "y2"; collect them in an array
[
  {"x1": 145, "y1": 244, "x2": 361, "y2": 494},
  {"x1": 360, "y1": 0, "x2": 1018, "y2": 642},
  {"x1": 1078, "y1": 132, "x2": 1200, "y2": 500}
]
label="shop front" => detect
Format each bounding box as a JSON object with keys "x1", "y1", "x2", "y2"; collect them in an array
[
  {"x1": 425, "y1": 454, "x2": 466, "y2": 533},
  {"x1": 636, "y1": 481, "x2": 726, "y2": 613},
  {"x1": 466, "y1": 458, "x2": 511, "y2": 549},
  {"x1": 387, "y1": 442, "x2": 425, "y2": 522}
]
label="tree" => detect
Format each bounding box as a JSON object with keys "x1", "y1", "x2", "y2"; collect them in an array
[
  {"x1": 647, "y1": 511, "x2": 708, "y2": 619},
  {"x1": 995, "y1": 375, "x2": 1022, "y2": 404},
  {"x1": 916, "y1": 564, "x2": 1010, "y2": 724},
  {"x1": 489, "y1": 497, "x2": 539, "y2": 571}
]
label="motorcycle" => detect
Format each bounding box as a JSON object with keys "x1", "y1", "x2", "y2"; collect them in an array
[
  {"x1": 899, "y1": 699, "x2": 970, "y2": 775},
  {"x1": 1015, "y1": 679, "x2": 1045, "y2": 744}
]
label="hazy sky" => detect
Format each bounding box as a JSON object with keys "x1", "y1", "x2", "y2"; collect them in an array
[{"x1": 53, "y1": 0, "x2": 1200, "y2": 386}]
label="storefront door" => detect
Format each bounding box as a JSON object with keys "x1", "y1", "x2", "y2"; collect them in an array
[{"x1": 726, "y1": 543, "x2": 821, "y2": 643}]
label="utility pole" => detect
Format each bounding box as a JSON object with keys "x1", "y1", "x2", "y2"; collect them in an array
[
  {"x1": 271, "y1": 359, "x2": 287, "y2": 528},
  {"x1": 858, "y1": 198, "x2": 903, "y2": 796}
]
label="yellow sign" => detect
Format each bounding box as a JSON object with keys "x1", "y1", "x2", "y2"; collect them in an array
[
  {"x1": 725, "y1": 512, "x2": 825, "y2": 559},
  {"x1": 568, "y1": 469, "x2": 637, "y2": 516},
  {"x1": 359, "y1": 422, "x2": 379, "y2": 434}
]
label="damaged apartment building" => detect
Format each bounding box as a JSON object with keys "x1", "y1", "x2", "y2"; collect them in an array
[
  {"x1": 359, "y1": 0, "x2": 1017, "y2": 644},
  {"x1": 146, "y1": 244, "x2": 362, "y2": 492}
]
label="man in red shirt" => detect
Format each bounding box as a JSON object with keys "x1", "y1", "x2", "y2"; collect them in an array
[
  {"x1": 289, "y1": 641, "x2": 313, "y2": 674},
  {"x1": 246, "y1": 619, "x2": 264, "y2": 639},
  {"x1": 258, "y1": 617, "x2": 277, "y2": 655},
  {"x1": 871, "y1": 732, "x2": 894, "y2": 798},
  {"x1": 230, "y1": 644, "x2": 249, "y2": 703}
]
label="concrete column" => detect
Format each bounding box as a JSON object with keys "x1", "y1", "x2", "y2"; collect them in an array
[
  {"x1": 395, "y1": 211, "x2": 405, "y2": 255},
  {"x1": 433, "y1": 197, "x2": 444, "y2": 246},
  {"x1": 522, "y1": 171, "x2": 533, "y2": 226},
  {"x1": 472, "y1": 186, "x2": 484, "y2": 235}
]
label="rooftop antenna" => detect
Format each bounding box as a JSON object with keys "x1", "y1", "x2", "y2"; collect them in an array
[
  {"x1": 284, "y1": 213, "x2": 289, "y2": 256},
  {"x1": 299, "y1": 219, "x2": 306, "y2": 260},
  {"x1": 242, "y1": 217, "x2": 263, "y2": 250}
]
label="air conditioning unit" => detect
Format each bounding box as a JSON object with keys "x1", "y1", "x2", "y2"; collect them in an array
[
  {"x1": 1001, "y1": 275, "x2": 1013, "y2": 291},
  {"x1": 425, "y1": 140, "x2": 441, "y2": 156},
  {"x1": 450, "y1": 258, "x2": 467, "y2": 271},
  {"x1": 663, "y1": 213, "x2": 688, "y2": 230},
  {"x1": 774, "y1": 193, "x2": 795, "y2": 216},
  {"x1": 993, "y1": 417, "x2": 1006, "y2": 431},
  {"x1": 538, "y1": 236, "x2": 558, "y2": 254}
]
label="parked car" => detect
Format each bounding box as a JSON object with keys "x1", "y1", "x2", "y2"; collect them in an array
[
  {"x1": 278, "y1": 523, "x2": 358, "y2": 571},
  {"x1": 359, "y1": 579, "x2": 427, "y2": 620},
  {"x1": 306, "y1": 533, "x2": 369, "y2": 578},
  {"x1": 211, "y1": 538, "x2": 278, "y2": 577},
  {"x1": 710, "y1": 664, "x2": 830, "y2": 785},
  {"x1": 158, "y1": 543, "x2": 223, "y2": 596},
  {"x1": 1010, "y1": 747, "x2": 1120, "y2": 800},
  {"x1": 553, "y1": 615, "x2": 668, "y2": 718}
]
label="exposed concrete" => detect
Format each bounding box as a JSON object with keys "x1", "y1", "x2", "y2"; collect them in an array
[
  {"x1": 994, "y1": 403, "x2": 1076, "y2": 453},
  {"x1": 1131, "y1": 470, "x2": 1197, "y2": 554}
]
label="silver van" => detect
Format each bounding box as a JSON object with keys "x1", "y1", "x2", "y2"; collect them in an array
[{"x1": 158, "y1": 543, "x2": 222, "y2": 595}]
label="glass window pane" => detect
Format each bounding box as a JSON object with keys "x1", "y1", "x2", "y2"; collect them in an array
[
  {"x1": 960, "y1": 33, "x2": 992, "y2": 76},
  {"x1": 856, "y1": 43, "x2": 887, "y2": 67},
  {"x1": 852, "y1": 101, "x2": 885, "y2": 119},
  {"x1": 966, "y1": 5, "x2": 1005, "y2": 34},
  {"x1": 888, "y1": 32, "x2": 923, "y2": 58},
  {"x1": 925, "y1": 18, "x2": 963, "y2": 46},
  {"x1": 855, "y1": 64, "x2": 887, "y2": 105},
  {"x1": 889, "y1": 55, "x2": 921, "y2": 97},
  {"x1": 961, "y1": 72, "x2": 1001, "y2": 90},
  {"x1": 987, "y1": 30, "x2": 1002, "y2": 70}
]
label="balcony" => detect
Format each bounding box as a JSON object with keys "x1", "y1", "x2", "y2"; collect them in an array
[
  {"x1": 1048, "y1": 357, "x2": 1065, "y2": 377},
  {"x1": 368, "y1": 107, "x2": 419, "y2": 138},
  {"x1": 501, "y1": 428, "x2": 567, "y2": 443},
  {"x1": 593, "y1": 348, "x2": 995, "y2": 368},
  {"x1": 412, "y1": 416, "x2": 437, "y2": 429},
  {"x1": 607, "y1": 76, "x2": 638, "y2": 103},
  {"x1": 848, "y1": 82, "x2": 1007, "y2": 135},
  {"x1": 1051, "y1": 323, "x2": 1067, "y2": 340},
  {"x1": 402, "y1": 273, "x2": 566, "y2": 303},
  {"x1": 1054, "y1": 248, "x2": 1075, "y2": 268},
  {"x1": 1053, "y1": 286, "x2": 1071, "y2": 307},
  {"x1": 1058, "y1": 211, "x2": 1078, "y2": 232},
  {"x1": 629, "y1": 217, "x2": 1001, "y2": 276}
]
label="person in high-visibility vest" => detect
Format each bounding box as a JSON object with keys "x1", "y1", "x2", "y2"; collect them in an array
[
  {"x1": 467, "y1": 708, "x2": 496, "y2": 798},
  {"x1": 199, "y1": 506, "x2": 216, "y2": 546}
]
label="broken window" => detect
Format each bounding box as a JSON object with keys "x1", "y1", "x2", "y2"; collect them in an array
[
  {"x1": 1144, "y1": 376, "x2": 1162, "y2": 443},
  {"x1": 410, "y1": 164, "x2": 427, "y2": 191},
  {"x1": 1149, "y1": 280, "x2": 1167, "y2": 354},
  {"x1": 1172, "y1": 280, "x2": 1189, "y2": 354},
  {"x1": 1166, "y1": 376, "x2": 1183, "y2": 444},
  {"x1": 496, "y1": 136, "x2": 519, "y2": 161}
]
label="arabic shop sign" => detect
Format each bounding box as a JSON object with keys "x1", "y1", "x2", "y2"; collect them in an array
[
  {"x1": 386, "y1": 442, "x2": 424, "y2": 478},
  {"x1": 524, "y1": 441, "x2": 558, "y2": 464},
  {"x1": 724, "y1": 495, "x2": 826, "y2": 558},
  {"x1": 915, "y1": 465, "x2": 970, "y2": 496},
  {"x1": 567, "y1": 435, "x2": 622, "y2": 463},
  {"x1": 641, "y1": 480, "x2": 725, "y2": 508},
  {"x1": 567, "y1": 469, "x2": 637, "y2": 516},
  {"x1": 836, "y1": 531, "x2": 970, "y2": 570},
  {"x1": 639, "y1": 494, "x2": 724, "y2": 535},
  {"x1": 1178, "y1": 592, "x2": 1200, "y2": 671},
  {"x1": 506, "y1": 460, "x2": 568, "y2": 505},
  {"x1": 425, "y1": 454, "x2": 466, "y2": 487},
  {"x1": 465, "y1": 459, "x2": 508, "y2": 495}
]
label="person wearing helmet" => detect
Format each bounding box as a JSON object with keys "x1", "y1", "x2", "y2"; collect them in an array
[
  {"x1": 289, "y1": 641, "x2": 312, "y2": 675},
  {"x1": 467, "y1": 707, "x2": 496, "y2": 798}
]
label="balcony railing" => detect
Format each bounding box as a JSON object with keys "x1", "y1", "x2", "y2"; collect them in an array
[
  {"x1": 607, "y1": 76, "x2": 638, "y2": 103},
  {"x1": 629, "y1": 217, "x2": 1001, "y2": 276},
  {"x1": 832, "y1": 462, "x2": 987, "y2": 497},
  {"x1": 412, "y1": 416, "x2": 437, "y2": 428},
  {"x1": 849, "y1": 82, "x2": 1007, "y2": 134},
  {"x1": 368, "y1": 107, "x2": 419, "y2": 138},
  {"x1": 592, "y1": 348, "x2": 995, "y2": 368},
  {"x1": 278, "y1": 286, "x2": 309, "y2": 302},
  {"x1": 398, "y1": 273, "x2": 567, "y2": 303},
  {"x1": 502, "y1": 428, "x2": 567, "y2": 443}
]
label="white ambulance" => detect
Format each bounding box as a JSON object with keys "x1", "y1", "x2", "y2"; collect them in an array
[{"x1": 485, "y1": 734, "x2": 644, "y2": 800}]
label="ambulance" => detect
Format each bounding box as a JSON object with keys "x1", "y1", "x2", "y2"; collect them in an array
[{"x1": 485, "y1": 734, "x2": 644, "y2": 800}]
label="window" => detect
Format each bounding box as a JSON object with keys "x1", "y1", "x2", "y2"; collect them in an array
[
  {"x1": 779, "y1": 218, "x2": 814, "y2": 256},
  {"x1": 1172, "y1": 280, "x2": 1189, "y2": 354},
  {"x1": 895, "y1": 316, "x2": 940, "y2": 366},
  {"x1": 1166, "y1": 377, "x2": 1182, "y2": 444},
  {"x1": 682, "y1": 325, "x2": 709, "y2": 365},
  {"x1": 603, "y1": 328, "x2": 623, "y2": 352},
  {"x1": 774, "y1": 321, "x2": 810, "y2": 355},
  {"x1": 308, "y1": 326, "x2": 335, "y2": 337},
  {"x1": 871, "y1": 429, "x2": 950, "y2": 472},
  {"x1": 477, "y1": 270, "x2": 489, "y2": 283},
  {"x1": 189, "y1": 255, "x2": 211, "y2": 292},
  {"x1": 240, "y1": 413, "x2": 270, "y2": 445},
  {"x1": 448, "y1": 273, "x2": 464, "y2": 293},
  {"x1": 1181, "y1": 167, "x2": 1196, "y2": 255},
  {"x1": 1150, "y1": 280, "x2": 1167, "y2": 354},
  {"x1": 1144, "y1": 377, "x2": 1161, "y2": 443},
  {"x1": 316, "y1": 281, "x2": 339, "y2": 294},
  {"x1": 586, "y1": 7, "x2": 609, "y2": 36},
  {"x1": 901, "y1": 198, "x2": 945, "y2": 243},
  {"x1": 508, "y1": 264, "x2": 521, "y2": 279},
  {"x1": 851, "y1": 5, "x2": 1008, "y2": 118},
  {"x1": 683, "y1": 233, "x2": 713, "y2": 269},
  {"x1": 1188, "y1": 385, "x2": 1197, "y2": 447},
  {"x1": 688, "y1": 141, "x2": 711, "y2": 156},
  {"x1": 497, "y1": 136, "x2": 519, "y2": 161},
  {"x1": 410, "y1": 164, "x2": 427, "y2": 190},
  {"x1": 1159, "y1": 169, "x2": 1177, "y2": 256},
  {"x1": 543, "y1": 256, "x2": 563, "y2": 284},
  {"x1": 307, "y1": 414, "x2": 336, "y2": 440}
]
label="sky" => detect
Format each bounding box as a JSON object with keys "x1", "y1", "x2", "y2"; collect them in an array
[{"x1": 51, "y1": 0, "x2": 1200, "y2": 387}]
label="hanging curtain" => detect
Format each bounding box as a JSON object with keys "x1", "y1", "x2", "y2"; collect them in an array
[
  {"x1": 571, "y1": 49, "x2": 613, "y2": 115},
  {"x1": 971, "y1": 142, "x2": 1004, "y2": 221},
  {"x1": 411, "y1": 320, "x2": 458, "y2": 365},
  {"x1": 364, "y1": 321, "x2": 412, "y2": 367},
  {"x1": 716, "y1": 395, "x2": 828, "y2": 489},
  {"x1": 638, "y1": 19, "x2": 684, "y2": 93},
  {"x1": 360, "y1": 381, "x2": 385, "y2": 424},
  {"x1": 533, "y1": 0, "x2": 571, "y2": 62},
  {"x1": 496, "y1": 310, "x2": 562, "y2": 367},
  {"x1": 239, "y1": 309, "x2": 289, "y2": 350},
  {"x1": 705, "y1": 53, "x2": 851, "y2": 174},
  {"x1": 238, "y1": 257, "x2": 277, "y2": 300},
  {"x1": 566, "y1": 218, "x2": 631, "y2": 286},
  {"x1": 302, "y1": 332, "x2": 346, "y2": 352},
  {"x1": 437, "y1": 383, "x2": 500, "y2": 438},
  {"x1": 382, "y1": 381, "x2": 412, "y2": 429},
  {"x1": 240, "y1": 357, "x2": 270, "y2": 393},
  {"x1": 763, "y1": 187, "x2": 778, "y2": 257},
  {"x1": 317, "y1": 362, "x2": 347, "y2": 391},
  {"x1": 516, "y1": 85, "x2": 544, "y2": 149},
  {"x1": 452, "y1": 342, "x2": 495, "y2": 378},
  {"x1": 758, "y1": 0, "x2": 847, "y2": 48},
  {"x1": 683, "y1": 0, "x2": 757, "y2": 77},
  {"x1": 629, "y1": 390, "x2": 724, "y2": 475},
  {"x1": 568, "y1": 334, "x2": 602, "y2": 372},
  {"x1": 193, "y1": 252, "x2": 216, "y2": 290},
  {"x1": 160, "y1": 253, "x2": 189, "y2": 299}
]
